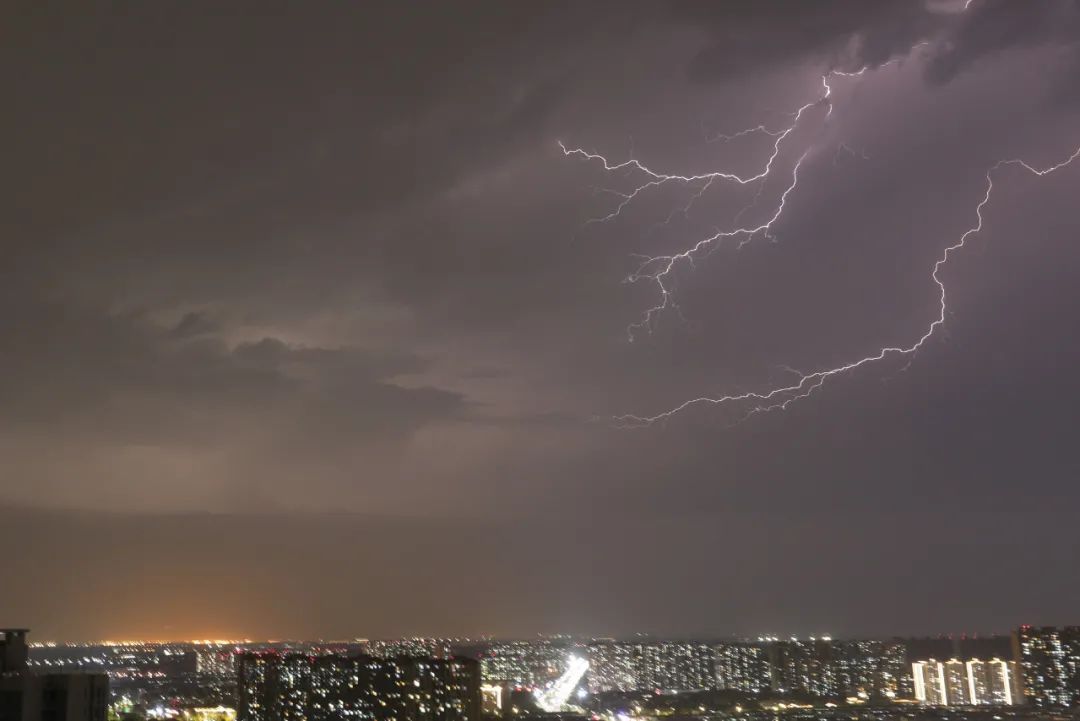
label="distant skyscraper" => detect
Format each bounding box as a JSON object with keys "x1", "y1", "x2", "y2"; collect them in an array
[
  {"x1": 0, "y1": 629, "x2": 108, "y2": 721},
  {"x1": 1014, "y1": 625, "x2": 1080, "y2": 707}
]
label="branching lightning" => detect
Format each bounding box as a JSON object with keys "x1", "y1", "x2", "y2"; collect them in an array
[
  {"x1": 615, "y1": 143, "x2": 1080, "y2": 427},
  {"x1": 559, "y1": 75, "x2": 832, "y2": 341},
  {"x1": 560, "y1": 42, "x2": 1080, "y2": 427}
]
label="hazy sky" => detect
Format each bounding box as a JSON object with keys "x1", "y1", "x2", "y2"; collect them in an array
[{"x1": 4, "y1": 1, "x2": 1080, "y2": 641}]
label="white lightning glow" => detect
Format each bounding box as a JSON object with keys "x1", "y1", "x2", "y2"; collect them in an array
[
  {"x1": 559, "y1": 33, "x2": 1080, "y2": 426},
  {"x1": 561, "y1": 56, "x2": 918, "y2": 342},
  {"x1": 613, "y1": 145, "x2": 1080, "y2": 427}
]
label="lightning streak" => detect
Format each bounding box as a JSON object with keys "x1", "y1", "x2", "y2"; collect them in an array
[
  {"x1": 559, "y1": 34, "x2": 1079, "y2": 426},
  {"x1": 560, "y1": 74, "x2": 835, "y2": 340},
  {"x1": 613, "y1": 144, "x2": 1080, "y2": 427}
]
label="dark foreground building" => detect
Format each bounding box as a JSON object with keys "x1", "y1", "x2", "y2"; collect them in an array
[
  {"x1": 0, "y1": 630, "x2": 107, "y2": 721},
  {"x1": 237, "y1": 652, "x2": 479, "y2": 721}
]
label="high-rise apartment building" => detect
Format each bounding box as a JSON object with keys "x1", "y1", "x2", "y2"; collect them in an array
[
  {"x1": 825, "y1": 640, "x2": 905, "y2": 700},
  {"x1": 582, "y1": 641, "x2": 717, "y2": 694},
  {"x1": 912, "y1": 658, "x2": 1019, "y2": 706},
  {"x1": 584, "y1": 642, "x2": 638, "y2": 693},
  {"x1": 237, "y1": 652, "x2": 479, "y2": 721},
  {"x1": 1013, "y1": 625, "x2": 1080, "y2": 707},
  {"x1": 637, "y1": 643, "x2": 716, "y2": 692},
  {"x1": 767, "y1": 639, "x2": 841, "y2": 697},
  {"x1": 478, "y1": 642, "x2": 567, "y2": 689},
  {"x1": 236, "y1": 652, "x2": 312, "y2": 721},
  {"x1": 714, "y1": 642, "x2": 770, "y2": 694},
  {"x1": 965, "y1": 659, "x2": 1019, "y2": 706}
]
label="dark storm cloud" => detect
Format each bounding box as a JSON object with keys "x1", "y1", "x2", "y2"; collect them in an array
[
  {"x1": 925, "y1": 0, "x2": 1080, "y2": 85},
  {"x1": 681, "y1": 0, "x2": 1080, "y2": 98},
  {"x1": 0, "y1": 296, "x2": 460, "y2": 435},
  {"x1": 675, "y1": 0, "x2": 942, "y2": 80},
  {"x1": 4, "y1": 1, "x2": 1080, "y2": 638},
  {"x1": 0, "y1": 291, "x2": 467, "y2": 512},
  {"x1": 171, "y1": 311, "x2": 221, "y2": 339}
]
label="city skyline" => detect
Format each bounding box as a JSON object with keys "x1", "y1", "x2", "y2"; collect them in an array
[
  {"x1": 12, "y1": 634, "x2": 1041, "y2": 651},
  {"x1": 6, "y1": 1, "x2": 1080, "y2": 642},
  {"x1": 20, "y1": 626, "x2": 1080, "y2": 712}
]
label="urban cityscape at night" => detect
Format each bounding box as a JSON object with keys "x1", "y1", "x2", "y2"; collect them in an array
[
  {"x1": 4, "y1": 628, "x2": 1080, "y2": 721},
  {"x1": 6, "y1": 2, "x2": 1080, "y2": 721}
]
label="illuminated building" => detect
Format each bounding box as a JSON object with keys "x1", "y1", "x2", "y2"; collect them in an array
[
  {"x1": 965, "y1": 659, "x2": 1019, "y2": 705},
  {"x1": 196, "y1": 647, "x2": 238, "y2": 680},
  {"x1": 310, "y1": 655, "x2": 478, "y2": 721},
  {"x1": 585, "y1": 641, "x2": 638, "y2": 693},
  {"x1": 0, "y1": 629, "x2": 108, "y2": 721},
  {"x1": 637, "y1": 642, "x2": 716, "y2": 692},
  {"x1": 363, "y1": 640, "x2": 454, "y2": 660},
  {"x1": 723, "y1": 637, "x2": 905, "y2": 699},
  {"x1": 767, "y1": 639, "x2": 840, "y2": 697},
  {"x1": 943, "y1": 659, "x2": 969, "y2": 704},
  {"x1": 833, "y1": 640, "x2": 906, "y2": 700},
  {"x1": 912, "y1": 658, "x2": 1019, "y2": 706},
  {"x1": 911, "y1": 659, "x2": 968, "y2": 705},
  {"x1": 587, "y1": 637, "x2": 904, "y2": 697},
  {"x1": 236, "y1": 653, "x2": 312, "y2": 721},
  {"x1": 479, "y1": 641, "x2": 568, "y2": 688},
  {"x1": 714, "y1": 642, "x2": 770, "y2": 693},
  {"x1": 913, "y1": 660, "x2": 952, "y2": 705},
  {"x1": 238, "y1": 652, "x2": 479, "y2": 721},
  {"x1": 584, "y1": 641, "x2": 716, "y2": 693},
  {"x1": 1013, "y1": 625, "x2": 1080, "y2": 707},
  {"x1": 181, "y1": 708, "x2": 237, "y2": 721},
  {"x1": 479, "y1": 685, "x2": 502, "y2": 716}
]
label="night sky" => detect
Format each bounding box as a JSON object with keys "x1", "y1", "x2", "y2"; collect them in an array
[{"x1": 5, "y1": 1, "x2": 1080, "y2": 641}]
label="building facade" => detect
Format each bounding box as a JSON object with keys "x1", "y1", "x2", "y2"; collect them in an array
[
  {"x1": 586, "y1": 637, "x2": 905, "y2": 698},
  {"x1": 912, "y1": 658, "x2": 1019, "y2": 706},
  {"x1": 713, "y1": 642, "x2": 771, "y2": 694},
  {"x1": 1014, "y1": 625, "x2": 1080, "y2": 707},
  {"x1": 238, "y1": 652, "x2": 479, "y2": 721},
  {"x1": 478, "y1": 642, "x2": 567, "y2": 689},
  {"x1": 965, "y1": 659, "x2": 1019, "y2": 706},
  {"x1": 0, "y1": 630, "x2": 108, "y2": 721},
  {"x1": 637, "y1": 643, "x2": 715, "y2": 692},
  {"x1": 584, "y1": 642, "x2": 638, "y2": 693}
]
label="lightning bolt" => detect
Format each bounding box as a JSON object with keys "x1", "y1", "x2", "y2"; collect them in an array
[
  {"x1": 560, "y1": 50, "x2": 927, "y2": 342},
  {"x1": 559, "y1": 35, "x2": 1080, "y2": 426},
  {"x1": 613, "y1": 145, "x2": 1080, "y2": 427},
  {"x1": 560, "y1": 76, "x2": 828, "y2": 341}
]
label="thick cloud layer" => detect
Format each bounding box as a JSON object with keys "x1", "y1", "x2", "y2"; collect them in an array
[{"x1": 4, "y1": 1, "x2": 1080, "y2": 638}]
